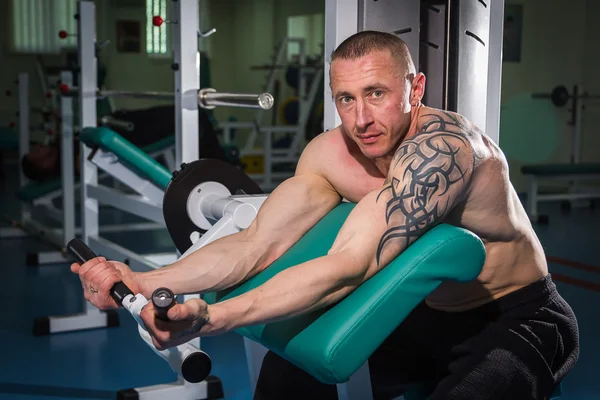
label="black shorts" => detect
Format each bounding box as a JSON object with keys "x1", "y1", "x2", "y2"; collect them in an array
[{"x1": 254, "y1": 274, "x2": 580, "y2": 400}]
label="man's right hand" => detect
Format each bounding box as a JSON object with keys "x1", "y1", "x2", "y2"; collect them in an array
[{"x1": 70, "y1": 257, "x2": 142, "y2": 310}]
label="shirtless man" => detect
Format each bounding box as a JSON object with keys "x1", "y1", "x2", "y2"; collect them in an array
[{"x1": 72, "y1": 31, "x2": 579, "y2": 399}]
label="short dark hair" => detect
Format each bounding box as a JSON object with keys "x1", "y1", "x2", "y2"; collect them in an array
[{"x1": 331, "y1": 30, "x2": 415, "y2": 76}]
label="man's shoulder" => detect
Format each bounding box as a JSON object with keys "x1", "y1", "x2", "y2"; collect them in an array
[
  {"x1": 296, "y1": 127, "x2": 354, "y2": 182},
  {"x1": 410, "y1": 107, "x2": 492, "y2": 167},
  {"x1": 300, "y1": 127, "x2": 346, "y2": 162}
]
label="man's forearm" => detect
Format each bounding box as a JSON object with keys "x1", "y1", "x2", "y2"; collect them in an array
[
  {"x1": 139, "y1": 230, "x2": 278, "y2": 298},
  {"x1": 207, "y1": 250, "x2": 365, "y2": 333}
]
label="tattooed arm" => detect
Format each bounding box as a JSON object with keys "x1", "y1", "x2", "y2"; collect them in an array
[{"x1": 206, "y1": 116, "x2": 476, "y2": 333}]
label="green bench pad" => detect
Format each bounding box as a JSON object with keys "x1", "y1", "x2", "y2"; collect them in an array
[
  {"x1": 80, "y1": 127, "x2": 172, "y2": 190},
  {"x1": 142, "y1": 135, "x2": 175, "y2": 155},
  {"x1": 17, "y1": 133, "x2": 175, "y2": 202},
  {"x1": 522, "y1": 163, "x2": 600, "y2": 176},
  {"x1": 17, "y1": 179, "x2": 63, "y2": 202},
  {"x1": 204, "y1": 202, "x2": 486, "y2": 384}
]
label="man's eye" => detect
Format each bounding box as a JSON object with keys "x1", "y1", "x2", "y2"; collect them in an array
[{"x1": 372, "y1": 90, "x2": 383, "y2": 98}]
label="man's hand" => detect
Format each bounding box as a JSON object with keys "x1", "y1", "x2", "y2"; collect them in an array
[
  {"x1": 70, "y1": 257, "x2": 142, "y2": 309},
  {"x1": 140, "y1": 298, "x2": 213, "y2": 350}
]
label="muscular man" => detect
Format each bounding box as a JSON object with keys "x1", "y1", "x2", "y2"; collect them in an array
[{"x1": 71, "y1": 31, "x2": 579, "y2": 399}]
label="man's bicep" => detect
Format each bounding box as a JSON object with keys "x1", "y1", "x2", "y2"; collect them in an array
[{"x1": 375, "y1": 131, "x2": 475, "y2": 266}]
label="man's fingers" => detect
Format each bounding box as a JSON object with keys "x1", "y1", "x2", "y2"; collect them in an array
[
  {"x1": 82, "y1": 260, "x2": 112, "y2": 283},
  {"x1": 70, "y1": 263, "x2": 80, "y2": 273},
  {"x1": 78, "y1": 257, "x2": 106, "y2": 276},
  {"x1": 167, "y1": 303, "x2": 188, "y2": 321}
]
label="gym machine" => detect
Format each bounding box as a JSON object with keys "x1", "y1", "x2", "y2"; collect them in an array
[
  {"x1": 31, "y1": 1, "x2": 272, "y2": 399},
  {"x1": 525, "y1": 84, "x2": 600, "y2": 223},
  {"x1": 0, "y1": 71, "x2": 170, "y2": 265}
]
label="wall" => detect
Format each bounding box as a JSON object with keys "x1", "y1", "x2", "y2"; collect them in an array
[{"x1": 498, "y1": 0, "x2": 595, "y2": 191}]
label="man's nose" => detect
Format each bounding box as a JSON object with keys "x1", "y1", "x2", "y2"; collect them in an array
[{"x1": 355, "y1": 100, "x2": 374, "y2": 131}]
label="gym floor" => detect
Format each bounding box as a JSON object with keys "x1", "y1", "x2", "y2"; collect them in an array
[{"x1": 0, "y1": 163, "x2": 598, "y2": 400}]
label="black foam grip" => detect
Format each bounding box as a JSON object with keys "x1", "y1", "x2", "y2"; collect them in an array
[
  {"x1": 152, "y1": 287, "x2": 175, "y2": 322},
  {"x1": 66, "y1": 238, "x2": 134, "y2": 305},
  {"x1": 66, "y1": 238, "x2": 97, "y2": 263}
]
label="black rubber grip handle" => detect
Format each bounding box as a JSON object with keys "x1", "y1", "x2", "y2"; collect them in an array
[
  {"x1": 152, "y1": 287, "x2": 176, "y2": 321},
  {"x1": 66, "y1": 238, "x2": 134, "y2": 305}
]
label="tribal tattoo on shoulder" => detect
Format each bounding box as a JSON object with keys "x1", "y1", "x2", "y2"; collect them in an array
[{"x1": 375, "y1": 112, "x2": 478, "y2": 266}]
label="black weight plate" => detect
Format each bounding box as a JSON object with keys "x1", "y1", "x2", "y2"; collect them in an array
[
  {"x1": 163, "y1": 159, "x2": 264, "y2": 254},
  {"x1": 551, "y1": 85, "x2": 569, "y2": 107}
]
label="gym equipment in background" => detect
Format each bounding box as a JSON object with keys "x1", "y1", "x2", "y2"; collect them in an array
[
  {"x1": 220, "y1": 38, "x2": 324, "y2": 191},
  {"x1": 524, "y1": 83, "x2": 600, "y2": 223},
  {"x1": 0, "y1": 72, "x2": 173, "y2": 266}
]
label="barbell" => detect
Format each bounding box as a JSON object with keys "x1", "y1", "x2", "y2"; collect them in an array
[{"x1": 533, "y1": 85, "x2": 600, "y2": 107}]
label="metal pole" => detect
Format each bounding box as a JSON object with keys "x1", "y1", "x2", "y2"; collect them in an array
[
  {"x1": 78, "y1": 0, "x2": 98, "y2": 245},
  {"x1": 198, "y1": 89, "x2": 274, "y2": 110},
  {"x1": 323, "y1": 0, "x2": 359, "y2": 131},
  {"x1": 60, "y1": 70, "x2": 75, "y2": 248},
  {"x1": 173, "y1": 0, "x2": 199, "y2": 165},
  {"x1": 17, "y1": 73, "x2": 30, "y2": 222},
  {"x1": 486, "y1": 0, "x2": 505, "y2": 145},
  {"x1": 573, "y1": 83, "x2": 584, "y2": 164}
]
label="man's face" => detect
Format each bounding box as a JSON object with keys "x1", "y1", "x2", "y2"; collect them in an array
[{"x1": 330, "y1": 50, "x2": 412, "y2": 160}]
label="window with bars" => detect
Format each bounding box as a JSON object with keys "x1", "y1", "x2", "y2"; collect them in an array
[
  {"x1": 146, "y1": 0, "x2": 169, "y2": 55},
  {"x1": 11, "y1": 0, "x2": 78, "y2": 53},
  {"x1": 146, "y1": 0, "x2": 212, "y2": 56}
]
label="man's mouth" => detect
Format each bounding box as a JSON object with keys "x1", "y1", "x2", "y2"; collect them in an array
[{"x1": 358, "y1": 133, "x2": 382, "y2": 144}]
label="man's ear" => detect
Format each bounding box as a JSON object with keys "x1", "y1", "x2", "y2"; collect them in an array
[{"x1": 409, "y1": 73, "x2": 426, "y2": 106}]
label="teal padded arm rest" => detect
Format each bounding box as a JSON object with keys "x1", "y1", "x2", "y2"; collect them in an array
[
  {"x1": 204, "y1": 202, "x2": 486, "y2": 384},
  {"x1": 80, "y1": 127, "x2": 172, "y2": 190}
]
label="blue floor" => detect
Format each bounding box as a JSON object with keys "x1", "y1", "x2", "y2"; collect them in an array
[{"x1": 0, "y1": 166, "x2": 599, "y2": 399}]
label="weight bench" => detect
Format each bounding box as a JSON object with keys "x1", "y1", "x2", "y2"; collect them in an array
[
  {"x1": 202, "y1": 202, "x2": 487, "y2": 400},
  {"x1": 522, "y1": 162, "x2": 600, "y2": 222},
  {"x1": 2, "y1": 133, "x2": 176, "y2": 266},
  {"x1": 198, "y1": 199, "x2": 564, "y2": 399}
]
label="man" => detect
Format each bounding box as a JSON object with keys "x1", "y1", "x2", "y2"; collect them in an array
[{"x1": 71, "y1": 31, "x2": 579, "y2": 399}]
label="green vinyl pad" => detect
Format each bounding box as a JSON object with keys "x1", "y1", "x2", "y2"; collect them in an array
[
  {"x1": 17, "y1": 131, "x2": 175, "y2": 202},
  {"x1": 80, "y1": 127, "x2": 172, "y2": 191},
  {"x1": 204, "y1": 202, "x2": 486, "y2": 384},
  {"x1": 521, "y1": 163, "x2": 600, "y2": 176},
  {"x1": 142, "y1": 135, "x2": 175, "y2": 155}
]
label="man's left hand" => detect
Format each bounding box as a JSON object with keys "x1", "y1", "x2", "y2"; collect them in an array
[{"x1": 141, "y1": 298, "x2": 211, "y2": 350}]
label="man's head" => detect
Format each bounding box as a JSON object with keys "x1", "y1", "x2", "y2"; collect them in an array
[{"x1": 329, "y1": 31, "x2": 425, "y2": 161}]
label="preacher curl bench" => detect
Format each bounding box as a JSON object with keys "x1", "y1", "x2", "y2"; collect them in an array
[{"x1": 161, "y1": 159, "x2": 487, "y2": 400}]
